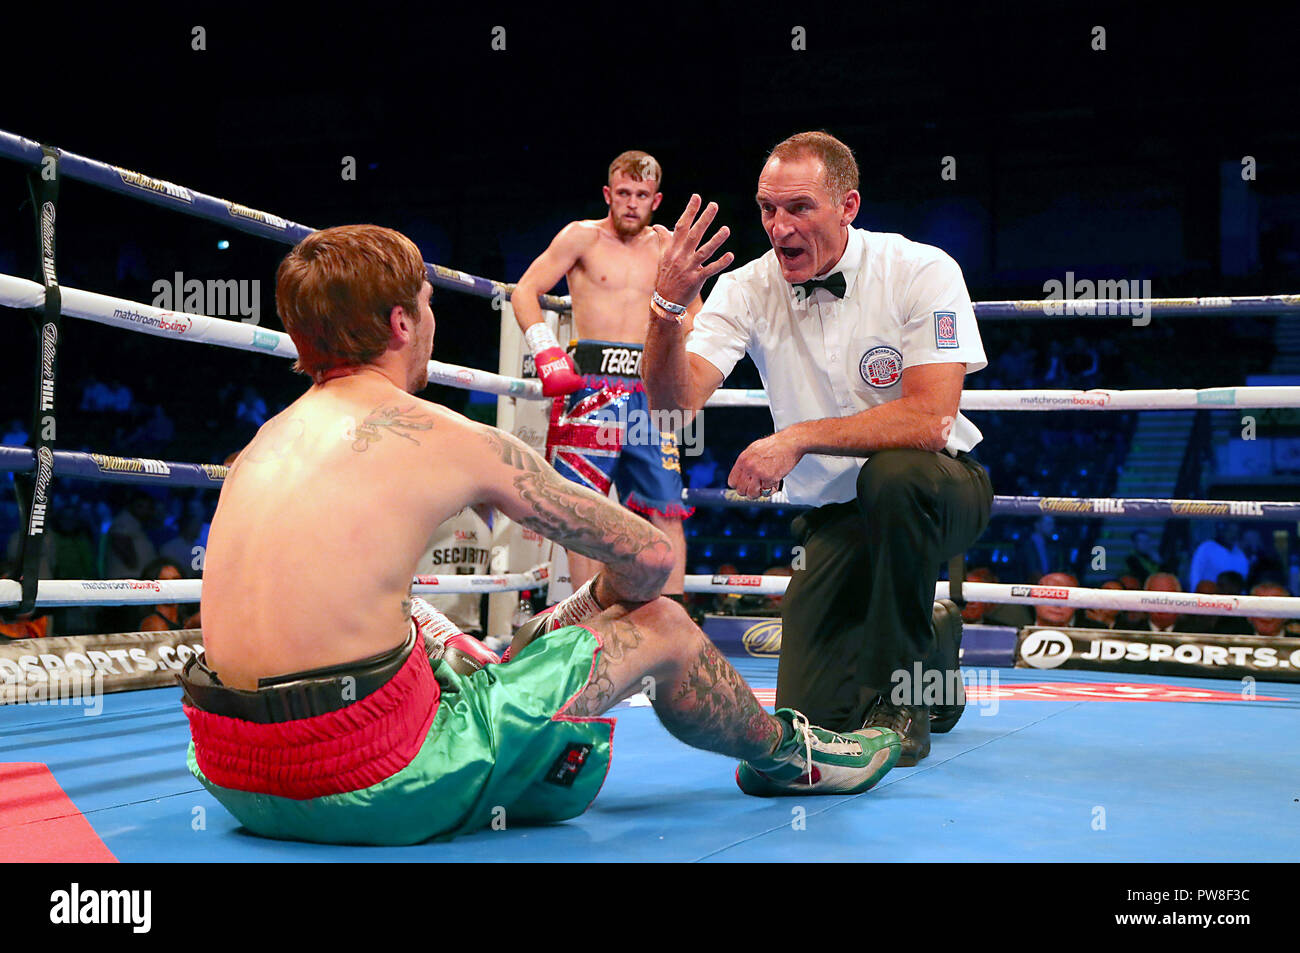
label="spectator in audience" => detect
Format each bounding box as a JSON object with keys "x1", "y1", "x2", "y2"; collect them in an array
[
  {"x1": 1033, "y1": 572, "x2": 1077, "y2": 627},
  {"x1": 160, "y1": 499, "x2": 207, "y2": 578},
  {"x1": 685, "y1": 446, "x2": 720, "y2": 490},
  {"x1": 712, "y1": 563, "x2": 744, "y2": 615},
  {"x1": 1, "y1": 419, "x2": 26, "y2": 446},
  {"x1": 137, "y1": 557, "x2": 200, "y2": 632},
  {"x1": 1125, "y1": 529, "x2": 1162, "y2": 584},
  {"x1": 1245, "y1": 583, "x2": 1292, "y2": 638},
  {"x1": 5, "y1": 521, "x2": 55, "y2": 580},
  {"x1": 1142, "y1": 572, "x2": 1204, "y2": 633},
  {"x1": 1189, "y1": 522, "x2": 1249, "y2": 590},
  {"x1": 1241, "y1": 529, "x2": 1286, "y2": 590},
  {"x1": 1215, "y1": 570, "x2": 1245, "y2": 596},
  {"x1": 961, "y1": 566, "x2": 1033, "y2": 627},
  {"x1": 760, "y1": 565, "x2": 793, "y2": 615},
  {"x1": 1077, "y1": 579, "x2": 1124, "y2": 630},
  {"x1": 105, "y1": 492, "x2": 159, "y2": 579},
  {"x1": 49, "y1": 506, "x2": 102, "y2": 636},
  {"x1": 1017, "y1": 516, "x2": 1064, "y2": 583},
  {"x1": 0, "y1": 560, "x2": 52, "y2": 640},
  {"x1": 235, "y1": 386, "x2": 269, "y2": 429},
  {"x1": 126, "y1": 405, "x2": 175, "y2": 456}
]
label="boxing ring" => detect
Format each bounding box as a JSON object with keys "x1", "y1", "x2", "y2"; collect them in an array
[{"x1": 2, "y1": 130, "x2": 1299, "y2": 862}]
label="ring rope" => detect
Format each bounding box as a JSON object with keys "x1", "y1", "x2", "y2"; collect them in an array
[
  {"x1": 0, "y1": 130, "x2": 572, "y2": 312},
  {"x1": 689, "y1": 575, "x2": 1300, "y2": 618},
  {"x1": 7, "y1": 128, "x2": 1300, "y2": 322},
  {"x1": 0, "y1": 564, "x2": 551, "y2": 608},
  {"x1": 1, "y1": 446, "x2": 1292, "y2": 521},
  {"x1": 681, "y1": 488, "x2": 1297, "y2": 519},
  {"x1": 8, "y1": 572, "x2": 1295, "y2": 618},
  {"x1": 4, "y1": 275, "x2": 1299, "y2": 411}
]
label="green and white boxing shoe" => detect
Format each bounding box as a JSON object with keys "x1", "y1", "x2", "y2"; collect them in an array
[{"x1": 736, "y1": 708, "x2": 901, "y2": 797}]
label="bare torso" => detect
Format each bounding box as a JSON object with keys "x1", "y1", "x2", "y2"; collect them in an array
[
  {"x1": 200, "y1": 375, "x2": 477, "y2": 689},
  {"x1": 566, "y1": 220, "x2": 663, "y2": 344}
]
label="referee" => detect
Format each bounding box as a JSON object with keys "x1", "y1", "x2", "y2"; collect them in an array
[{"x1": 643, "y1": 131, "x2": 992, "y2": 764}]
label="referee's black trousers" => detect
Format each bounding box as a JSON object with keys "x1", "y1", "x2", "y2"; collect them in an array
[{"x1": 776, "y1": 448, "x2": 993, "y2": 733}]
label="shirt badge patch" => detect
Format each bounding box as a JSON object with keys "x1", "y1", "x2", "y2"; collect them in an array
[
  {"x1": 859, "y1": 346, "x2": 903, "y2": 388},
  {"x1": 935, "y1": 311, "x2": 958, "y2": 349}
]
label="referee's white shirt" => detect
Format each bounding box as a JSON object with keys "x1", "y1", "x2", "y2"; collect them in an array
[{"x1": 686, "y1": 226, "x2": 987, "y2": 506}]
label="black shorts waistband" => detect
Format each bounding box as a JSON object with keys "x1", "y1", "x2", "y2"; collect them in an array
[
  {"x1": 568, "y1": 340, "x2": 643, "y2": 378},
  {"x1": 179, "y1": 627, "x2": 420, "y2": 724}
]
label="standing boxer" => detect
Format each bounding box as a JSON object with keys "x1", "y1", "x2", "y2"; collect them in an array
[{"x1": 512, "y1": 151, "x2": 699, "y2": 604}]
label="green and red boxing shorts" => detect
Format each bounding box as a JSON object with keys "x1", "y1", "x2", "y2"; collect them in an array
[{"x1": 184, "y1": 624, "x2": 613, "y2": 845}]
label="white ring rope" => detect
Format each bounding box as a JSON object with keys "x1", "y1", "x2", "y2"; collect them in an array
[
  {"x1": 0, "y1": 565, "x2": 550, "y2": 608},
  {"x1": 0, "y1": 274, "x2": 545, "y2": 400},
  {"x1": 687, "y1": 575, "x2": 1300, "y2": 619},
  {"x1": 4, "y1": 274, "x2": 1299, "y2": 411},
  {"x1": 6, "y1": 570, "x2": 1297, "y2": 619}
]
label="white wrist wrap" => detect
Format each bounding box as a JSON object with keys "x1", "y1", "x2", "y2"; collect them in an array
[
  {"x1": 411, "y1": 597, "x2": 461, "y2": 642},
  {"x1": 524, "y1": 322, "x2": 562, "y2": 356},
  {"x1": 547, "y1": 577, "x2": 605, "y2": 630}
]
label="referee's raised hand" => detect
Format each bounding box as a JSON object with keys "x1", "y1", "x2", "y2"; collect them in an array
[{"x1": 653, "y1": 194, "x2": 734, "y2": 307}]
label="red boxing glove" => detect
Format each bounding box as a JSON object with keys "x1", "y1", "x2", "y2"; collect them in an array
[
  {"x1": 525, "y1": 323, "x2": 584, "y2": 397},
  {"x1": 412, "y1": 597, "x2": 500, "y2": 676},
  {"x1": 443, "y1": 633, "x2": 501, "y2": 675},
  {"x1": 536, "y1": 348, "x2": 584, "y2": 397}
]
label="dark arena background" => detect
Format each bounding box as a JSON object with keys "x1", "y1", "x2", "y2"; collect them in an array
[{"x1": 0, "y1": 0, "x2": 1296, "y2": 896}]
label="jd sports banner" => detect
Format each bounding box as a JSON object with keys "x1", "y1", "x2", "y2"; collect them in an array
[{"x1": 1016, "y1": 626, "x2": 1300, "y2": 682}]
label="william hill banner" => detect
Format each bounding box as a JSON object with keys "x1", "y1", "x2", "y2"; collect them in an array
[{"x1": 1015, "y1": 626, "x2": 1300, "y2": 682}]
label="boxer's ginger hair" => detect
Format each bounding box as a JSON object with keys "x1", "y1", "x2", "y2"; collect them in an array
[
  {"x1": 276, "y1": 224, "x2": 427, "y2": 382},
  {"x1": 608, "y1": 150, "x2": 662, "y2": 189},
  {"x1": 767, "y1": 131, "x2": 859, "y2": 204}
]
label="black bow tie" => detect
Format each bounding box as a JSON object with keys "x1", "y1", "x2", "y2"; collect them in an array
[{"x1": 793, "y1": 272, "x2": 847, "y2": 299}]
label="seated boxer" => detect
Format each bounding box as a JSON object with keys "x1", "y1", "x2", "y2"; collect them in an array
[{"x1": 183, "y1": 225, "x2": 900, "y2": 846}]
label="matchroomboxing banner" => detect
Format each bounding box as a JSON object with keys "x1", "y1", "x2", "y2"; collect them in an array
[
  {"x1": 1015, "y1": 626, "x2": 1300, "y2": 682},
  {"x1": 0, "y1": 628, "x2": 203, "y2": 703}
]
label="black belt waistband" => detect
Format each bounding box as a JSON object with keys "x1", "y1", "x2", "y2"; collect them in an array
[
  {"x1": 179, "y1": 628, "x2": 420, "y2": 724},
  {"x1": 568, "y1": 341, "x2": 643, "y2": 378}
]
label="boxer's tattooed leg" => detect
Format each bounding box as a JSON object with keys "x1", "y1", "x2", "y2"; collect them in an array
[
  {"x1": 568, "y1": 611, "x2": 780, "y2": 759},
  {"x1": 659, "y1": 638, "x2": 782, "y2": 761},
  {"x1": 566, "y1": 617, "x2": 644, "y2": 716},
  {"x1": 351, "y1": 404, "x2": 436, "y2": 452}
]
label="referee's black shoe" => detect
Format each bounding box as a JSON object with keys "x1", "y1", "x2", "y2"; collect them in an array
[
  {"x1": 930, "y1": 599, "x2": 966, "y2": 734},
  {"x1": 863, "y1": 698, "x2": 930, "y2": 766}
]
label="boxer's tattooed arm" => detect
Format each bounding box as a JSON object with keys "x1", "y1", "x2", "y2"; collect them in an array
[
  {"x1": 483, "y1": 429, "x2": 672, "y2": 602},
  {"x1": 352, "y1": 403, "x2": 437, "y2": 452},
  {"x1": 486, "y1": 430, "x2": 545, "y2": 473}
]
